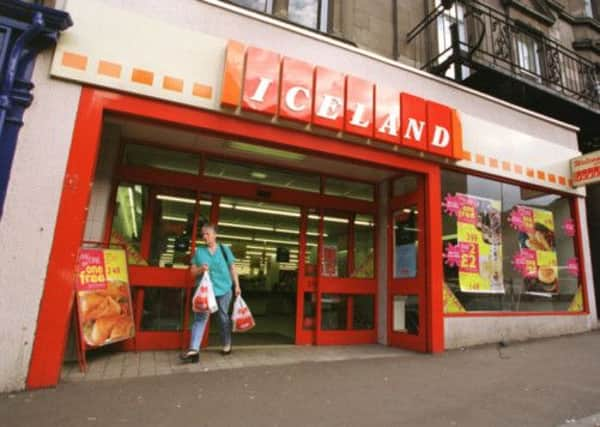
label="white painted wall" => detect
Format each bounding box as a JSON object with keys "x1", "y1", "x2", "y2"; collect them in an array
[{"x1": 0, "y1": 51, "x2": 81, "y2": 392}]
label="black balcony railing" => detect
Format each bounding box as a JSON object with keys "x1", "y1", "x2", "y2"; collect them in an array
[{"x1": 407, "y1": 0, "x2": 600, "y2": 109}]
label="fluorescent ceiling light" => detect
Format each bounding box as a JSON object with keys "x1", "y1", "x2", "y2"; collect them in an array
[
  {"x1": 157, "y1": 194, "x2": 195, "y2": 204},
  {"x1": 128, "y1": 187, "x2": 138, "y2": 238},
  {"x1": 219, "y1": 221, "x2": 273, "y2": 232},
  {"x1": 250, "y1": 171, "x2": 268, "y2": 179},
  {"x1": 308, "y1": 214, "x2": 349, "y2": 224},
  {"x1": 162, "y1": 215, "x2": 188, "y2": 222},
  {"x1": 235, "y1": 205, "x2": 300, "y2": 217},
  {"x1": 355, "y1": 220, "x2": 374, "y2": 227},
  {"x1": 229, "y1": 141, "x2": 306, "y2": 161}
]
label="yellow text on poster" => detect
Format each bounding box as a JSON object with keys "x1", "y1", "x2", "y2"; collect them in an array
[
  {"x1": 457, "y1": 223, "x2": 490, "y2": 257},
  {"x1": 104, "y1": 249, "x2": 129, "y2": 282},
  {"x1": 459, "y1": 271, "x2": 490, "y2": 292}
]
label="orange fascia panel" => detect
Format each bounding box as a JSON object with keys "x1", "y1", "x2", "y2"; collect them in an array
[
  {"x1": 221, "y1": 40, "x2": 246, "y2": 107},
  {"x1": 163, "y1": 76, "x2": 184, "y2": 92},
  {"x1": 400, "y1": 93, "x2": 427, "y2": 153},
  {"x1": 451, "y1": 109, "x2": 463, "y2": 161},
  {"x1": 374, "y1": 86, "x2": 400, "y2": 144},
  {"x1": 242, "y1": 46, "x2": 281, "y2": 115},
  {"x1": 426, "y1": 101, "x2": 453, "y2": 159},
  {"x1": 279, "y1": 57, "x2": 314, "y2": 123},
  {"x1": 344, "y1": 75, "x2": 374, "y2": 138},
  {"x1": 312, "y1": 66, "x2": 345, "y2": 131}
]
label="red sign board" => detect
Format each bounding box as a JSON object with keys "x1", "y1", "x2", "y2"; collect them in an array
[{"x1": 222, "y1": 40, "x2": 463, "y2": 161}]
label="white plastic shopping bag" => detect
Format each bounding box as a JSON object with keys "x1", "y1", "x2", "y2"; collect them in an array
[
  {"x1": 192, "y1": 272, "x2": 218, "y2": 313},
  {"x1": 231, "y1": 295, "x2": 255, "y2": 332}
]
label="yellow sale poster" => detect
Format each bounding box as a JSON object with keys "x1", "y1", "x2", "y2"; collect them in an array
[
  {"x1": 443, "y1": 194, "x2": 504, "y2": 293},
  {"x1": 510, "y1": 206, "x2": 558, "y2": 295},
  {"x1": 75, "y1": 248, "x2": 135, "y2": 347}
]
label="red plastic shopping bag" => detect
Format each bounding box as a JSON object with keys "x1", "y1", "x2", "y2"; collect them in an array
[
  {"x1": 232, "y1": 295, "x2": 255, "y2": 332},
  {"x1": 192, "y1": 272, "x2": 218, "y2": 313}
]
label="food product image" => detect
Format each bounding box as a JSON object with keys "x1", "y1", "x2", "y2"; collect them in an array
[
  {"x1": 538, "y1": 266, "x2": 557, "y2": 284},
  {"x1": 77, "y1": 280, "x2": 134, "y2": 347}
]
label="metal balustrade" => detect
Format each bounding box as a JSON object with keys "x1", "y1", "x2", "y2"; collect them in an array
[{"x1": 407, "y1": 0, "x2": 600, "y2": 109}]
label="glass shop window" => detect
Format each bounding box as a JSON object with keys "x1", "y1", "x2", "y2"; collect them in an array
[
  {"x1": 110, "y1": 183, "x2": 149, "y2": 265},
  {"x1": 204, "y1": 158, "x2": 320, "y2": 193},
  {"x1": 122, "y1": 143, "x2": 200, "y2": 175},
  {"x1": 148, "y1": 192, "x2": 198, "y2": 268},
  {"x1": 353, "y1": 214, "x2": 375, "y2": 278},
  {"x1": 441, "y1": 170, "x2": 582, "y2": 313},
  {"x1": 324, "y1": 177, "x2": 374, "y2": 201}
]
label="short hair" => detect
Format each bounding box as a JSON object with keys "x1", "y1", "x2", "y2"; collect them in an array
[{"x1": 201, "y1": 223, "x2": 218, "y2": 233}]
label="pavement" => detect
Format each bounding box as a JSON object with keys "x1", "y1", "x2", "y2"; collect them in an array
[{"x1": 2, "y1": 330, "x2": 600, "y2": 427}]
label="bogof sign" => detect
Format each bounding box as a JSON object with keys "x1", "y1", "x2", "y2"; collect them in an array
[
  {"x1": 221, "y1": 42, "x2": 463, "y2": 161},
  {"x1": 571, "y1": 150, "x2": 600, "y2": 187}
]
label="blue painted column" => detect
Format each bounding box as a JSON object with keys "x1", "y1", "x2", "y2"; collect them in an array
[{"x1": 0, "y1": 1, "x2": 72, "y2": 219}]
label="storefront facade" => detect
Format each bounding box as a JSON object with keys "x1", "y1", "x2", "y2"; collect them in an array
[{"x1": 0, "y1": 0, "x2": 596, "y2": 392}]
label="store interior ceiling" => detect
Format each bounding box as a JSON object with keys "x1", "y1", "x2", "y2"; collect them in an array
[{"x1": 105, "y1": 115, "x2": 399, "y2": 183}]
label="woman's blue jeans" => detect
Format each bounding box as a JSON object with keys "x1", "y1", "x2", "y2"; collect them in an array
[{"x1": 189, "y1": 290, "x2": 232, "y2": 352}]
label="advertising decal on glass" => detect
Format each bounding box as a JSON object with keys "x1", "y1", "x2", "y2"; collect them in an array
[
  {"x1": 75, "y1": 248, "x2": 135, "y2": 348},
  {"x1": 443, "y1": 193, "x2": 504, "y2": 293},
  {"x1": 509, "y1": 205, "x2": 559, "y2": 295},
  {"x1": 322, "y1": 244, "x2": 338, "y2": 277},
  {"x1": 562, "y1": 218, "x2": 576, "y2": 237},
  {"x1": 394, "y1": 209, "x2": 418, "y2": 278}
]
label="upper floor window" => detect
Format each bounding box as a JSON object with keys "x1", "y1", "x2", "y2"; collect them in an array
[
  {"x1": 584, "y1": 0, "x2": 595, "y2": 18},
  {"x1": 228, "y1": 0, "x2": 330, "y2": 32},
  {"x1": 515, "y1": 32, "x2": 542, "y2": 80}
]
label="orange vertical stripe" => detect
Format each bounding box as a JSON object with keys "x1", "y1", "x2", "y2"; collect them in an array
[
  {"x1": 502, "y1": 161, "x2": 511, "y2": 171},
  {"x1": 514, "y1": 164, "x2": 523, "y2": 175},
  {"x1": 221, "y1": 40, "x2": 246, "y2": 107},
  {"x1": 97, "y1": 60, "x2": 122, "y2": 78},
  {"x1": 461, "y1": 150, "x2": 472, "y2": 161},
  {"x1": 131, "y1": 68, "x2": 154, "y2": 86},
  {"x1": 488, "y1": 158, "x2": 499, "y2": 168},
  {"x1": 526, "y1": 168, "x2": 535, "y2": 178},
  {"x1": 537, "y1": 170, "x2": 546, "y2": 180},
  {"x1": 558, "y1": 176, "x2": 567, "y2": 185},
  {"x1": 475, "y1": 154, "x2": 485, "y2": 165},
  {"x1": 62, "y1": 51, "x2": 88, "y2": 70},
  {"x1": 548, "y1": 174, "x2": 556, "y2": 183}
]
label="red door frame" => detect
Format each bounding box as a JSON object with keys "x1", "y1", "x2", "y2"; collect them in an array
[
  {"x1": 387, "y1": 183, "x2": 428, "y2": 351},
  {"x1": 26, "y1": 87, "x2": 443, "y2": 389}
]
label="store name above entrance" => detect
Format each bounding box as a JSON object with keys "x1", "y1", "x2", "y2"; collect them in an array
[{"x1": 221, "y1": 41, "x2": 463, "y2": 161}]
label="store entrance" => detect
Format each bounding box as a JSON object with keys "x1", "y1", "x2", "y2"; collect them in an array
[{"x1": 207, "y1": 197, "x2": 300, "y2": 346}]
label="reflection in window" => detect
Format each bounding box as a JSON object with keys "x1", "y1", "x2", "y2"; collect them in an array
[
  {"x1": 149, "y1": 193, "x2": 197, "y2": 268},
  {"x1": 515, "y1": 33, "x2": 541, "y2": 78},
  {"x1": 441, "y1": 169, "x2": 580, "y2": 313},
  {"x1": 229, "y1": 0, "x2": 268, "y2": 13},
  {"x1": 288, "y1": 0, "x2": 319, "y2": 28},
  {"x1": 122, "y1": 144, "x2": 200, "y2": 175},
  {"x1": 392, "y1": 295, "x2": 419, "y2": 335},
  {"x1": 205, "y1": 158, "x2": 320, "y2": 193},
  {"x1": 324, "y1": 177, "x2": 374, "y2": 201},
  {"x1": 110, "y1": 184, "x2": 148, "y2": 265},
  {"x1": 394, "y1": 206, "x2": 419, "y2": 278},
  {"x1": 353, "y1": 295, "x2": 374, "y2": 329},
  {"x1": 321, "y1": 294, "x2": 347, "y2": 330},
  {"x1": 320, "y1": 213, "x2": 349, "y2": 278},
  {"x1": 305, "y1": 210, "x2": 319, "y2": 277},
  {"x1": 353, "y1": 214, "x2": 375, "y2": 278},
  {"x1": 141, "y1": 288, "x2": 185, "y2": 331}
]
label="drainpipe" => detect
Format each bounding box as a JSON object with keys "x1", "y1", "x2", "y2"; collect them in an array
[
  {"x1": 392, "y1": 0, "x2": 399, "y2": 60},
  {"x1": 0, "y1": 1, "x2": 72, "y2": 219}
]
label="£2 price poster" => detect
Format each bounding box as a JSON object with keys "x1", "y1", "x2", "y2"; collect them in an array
[
  {"x1": 75, "y1": 248, "x2": 135, "y2": 348},
  {"x1": 443, "y1": 193, "x2": 504, "y2": 293}
]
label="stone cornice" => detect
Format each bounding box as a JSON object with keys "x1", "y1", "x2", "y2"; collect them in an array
[
  {"x1": 0, "y1": 0, "x2": 72, "y2": 31},
  {"x1": 501, "y1": 0, "x2": 556, "y2": 26}
]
